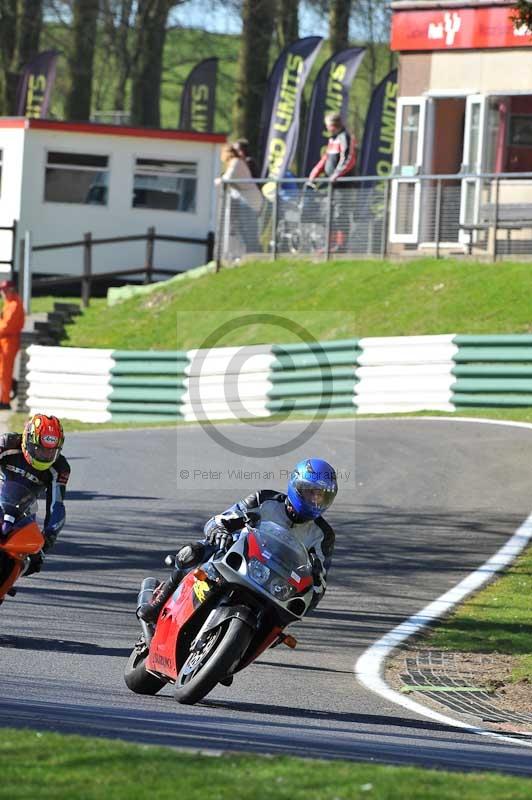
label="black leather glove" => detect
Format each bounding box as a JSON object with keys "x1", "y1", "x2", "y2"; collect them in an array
[
  {"x1": 43, "y1": 530, "x2": 57, "y2": 553},
  {"x1": 24, "y1": 551, "x2": 44, "y2": 577},
  {"x1": 309, "y1": 551, "x2": 323, "y2": 588},
  {"x1": 206, "y1": 525, "x2": 233, "y2": 551}
]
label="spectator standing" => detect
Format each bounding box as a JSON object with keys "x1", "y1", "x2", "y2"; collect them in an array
[
  {"x1": 308, "y1": 112, "x2": 357, "y2": 253},
  {"x1": 0, "y1": 280, "x2": 24, "y2": 410},
  {"x1": 216, "y1": 143, "x2": 263, "y2": 254},
  {"x1": 234, "y1": 138, "x2": 260, "y2": 179}
]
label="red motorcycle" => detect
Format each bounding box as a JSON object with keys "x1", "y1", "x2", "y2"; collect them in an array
[
  {"x1": 0, "y1": 482, "x2": 44, "y2": 606},
  {"x1": 124, "y1": 521, "x2": 315, "y2": 705}
]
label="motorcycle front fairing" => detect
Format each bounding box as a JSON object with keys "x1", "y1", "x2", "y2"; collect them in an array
[
  {"x1": 146, "y1": 568, "x2": 223, "y2": 680},
  {"x1": 0, "y1": 482, "x2": 44, "y2": 600},
  {"x1": 188, "y1": 523, "x2": 315, "y2": 673},
  {"x1": 215, "y1": 522, "x2": 315, "y2": 622}
]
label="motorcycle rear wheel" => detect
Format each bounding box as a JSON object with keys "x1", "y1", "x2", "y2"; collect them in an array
[
  {"x1": 174, "y1": 617, "x2": 252, "y2": 705},
  {"x1": 124, "y1": 642, "x2": 167, "y2": 695}
]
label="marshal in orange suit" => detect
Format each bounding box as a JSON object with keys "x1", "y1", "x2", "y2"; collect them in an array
[{"x1": 0, "y1": 280, "x2": 25, "y2": 410}]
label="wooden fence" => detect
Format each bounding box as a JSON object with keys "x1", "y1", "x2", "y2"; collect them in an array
[{"x1": 19, "y1": 226, "x2": 215, "y2": 307}]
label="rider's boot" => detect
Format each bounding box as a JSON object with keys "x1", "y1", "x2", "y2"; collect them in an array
[
  {"x1": 137, "y1": 569, "x2": 183, "y2": 623},
  {"x1": 137, "y1": 543, "x2": 206, "y2": 624}
]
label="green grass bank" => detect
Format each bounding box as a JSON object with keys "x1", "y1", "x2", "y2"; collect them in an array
[
  {"x1": 1, "y1": 728, "x2": 531, "y2": 800},
  {"x1": 424, "y1": 538, "x2": 532, "y2": 683},
  {"x1": 58, "y1": 258, "x2": 532, "y2": 351}
]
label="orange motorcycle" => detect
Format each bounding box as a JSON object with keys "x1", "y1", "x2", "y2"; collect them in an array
[{"x1": 0, "y1": 482, "x2": 44, "y2": 606}]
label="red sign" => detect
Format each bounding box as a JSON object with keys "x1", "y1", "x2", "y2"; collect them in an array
[{"x1": 391, "y1": 5, "x2": 532, "y2": 51}]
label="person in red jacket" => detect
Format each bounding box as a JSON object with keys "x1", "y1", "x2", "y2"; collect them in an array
[
  {"x1": 0, "y1": 280, "x2": 25, "y2": 410},
  {"x1": 308, "y1": 112, "x2": 357, "y2": 253}
]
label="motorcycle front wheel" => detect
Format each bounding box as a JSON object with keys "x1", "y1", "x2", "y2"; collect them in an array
[
  {"x1": 124, "y1": 641, "x2": 167, "y2": 695},
  {"x1": 174, "y1": 616, "x2": 253, "y2": 705}
]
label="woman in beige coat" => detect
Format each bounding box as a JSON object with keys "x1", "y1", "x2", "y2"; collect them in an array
[{"x1": 216, "y1": 144, "x2": 262, "y2": 253}]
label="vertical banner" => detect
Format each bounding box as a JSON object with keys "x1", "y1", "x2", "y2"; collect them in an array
[
  {"x1": 358, "y1": 69, "x2": 398, "y2": 177},
  {"x1": 301, "y1": 47, "x2": 366, "y2": 177},
  {"x1": 178, "y1": 57, "x2": 218, "y2": 132},
  {"x1": 259, "y1": 36, "x2": 323, "y2": 191},
  {"x1": 16, "y1": 50, "x2": 59, "y2": 119}
]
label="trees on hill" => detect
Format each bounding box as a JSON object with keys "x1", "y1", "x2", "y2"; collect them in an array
[
  {"x1": 232, "y1": 0, "x2": 275, "y2": 153},
  {"x1": 65, "y1": 0, "x2": 99, "y2": 121},
  {"x1": 0, "y1": 0, "x2": 43, "y2": 114},
  {"x1": 329, "y1": 0, "x2": 352, "y2": 54},
  {"x1": 130, "y1": 0, "x2": 175, "y2": 127},
  {"x1": 0, "y1": 0, "x2": 394, "y2": 140}
]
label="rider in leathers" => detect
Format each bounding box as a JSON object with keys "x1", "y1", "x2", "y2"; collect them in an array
[
  {"x1": 0, "y1": 414, "x2": 69, "y2": 576},
  {"x1": 139, "y1": 458, "x2": 338, "y2": 623}
]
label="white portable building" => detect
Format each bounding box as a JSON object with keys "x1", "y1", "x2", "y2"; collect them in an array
[{"x1": 0, "y1": 118, "x2": 225, "y2": 277}]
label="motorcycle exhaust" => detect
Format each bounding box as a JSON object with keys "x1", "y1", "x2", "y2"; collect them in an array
[{"x1": 136, "y1": 577, "x2": 160, "y2": 645}]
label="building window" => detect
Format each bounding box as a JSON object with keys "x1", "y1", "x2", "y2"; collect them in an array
[
  {"x1": 44, "y1": 151, "x2": 109, "y2": 205},
  {"x1": 132, "y1": 158, "x2": 197, "y2": 212}
]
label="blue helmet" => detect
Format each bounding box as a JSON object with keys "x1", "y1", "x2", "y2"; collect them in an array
[{"x1": 287, "y1": 458, "x2": 338, "y2": 521}]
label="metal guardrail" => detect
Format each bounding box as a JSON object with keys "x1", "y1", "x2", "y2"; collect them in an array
[
  {"x1": 23, "y1": 335, "x2": 532, "y2": 421},
  {"x1": 215, "y1": 172, "x2": 532, "y2": 268}
]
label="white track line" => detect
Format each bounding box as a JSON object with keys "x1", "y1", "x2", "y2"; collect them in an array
[{"x1": 355, "y1": 416, "x2": 532, "y2": 749}]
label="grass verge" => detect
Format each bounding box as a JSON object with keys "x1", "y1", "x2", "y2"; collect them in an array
[
  {"x1": 2, "y1": 728, "x2": 532, "y2": 800},
  {"x1": 8, "y1": 407, "x2": 532, "y2": 434},
  {"x1": 56, "y1": 258, "x2": 532, "y2": 350},
  {"x1": 424, "y1": 543, "x2": 532, "y2": 683}
]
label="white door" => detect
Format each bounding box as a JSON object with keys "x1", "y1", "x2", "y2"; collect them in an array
[
  {"x1": 459, "y1": 94, "x2": 487, "y2": 242},
  {"x1": 390, "y1": 97, "x2": 428, "y2": 244}
]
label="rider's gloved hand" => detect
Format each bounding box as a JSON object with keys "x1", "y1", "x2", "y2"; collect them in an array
[
  {"x1": 24, "y1": 551, "x2": 44, "y2": 577},
  {"x1": 206, "y1": 525, "x2": 233, "y2": 551},
  {"x1": 305, "y1": 180, "x2": 318, "y2": 191},
  {"x1": 309, "y1": 551, "x2": 324, "y2": 588},
  {"x1": 42, "y1": 530, "x2": 57, "y2": 552}
]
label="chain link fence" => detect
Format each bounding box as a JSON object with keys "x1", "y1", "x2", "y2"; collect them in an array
[{"x1": 215, "y1": 173, "x2": 532, "y2": 267}]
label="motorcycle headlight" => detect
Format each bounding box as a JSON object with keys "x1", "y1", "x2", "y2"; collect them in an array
[
  {"x1": 268, "y1": 577, "x2": 295, "y2": 601},
  {"x1": 248, "y1": 558, "x2": 271, "y2": 585}
]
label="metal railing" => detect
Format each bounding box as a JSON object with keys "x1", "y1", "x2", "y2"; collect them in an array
[{"x1": 215, "y1": 172, "x2": 532, "y2": 268}]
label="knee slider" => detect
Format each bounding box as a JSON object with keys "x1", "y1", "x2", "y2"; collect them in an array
[{"x1": 176, "y1": 542, "x2": 204, "y2": 567}]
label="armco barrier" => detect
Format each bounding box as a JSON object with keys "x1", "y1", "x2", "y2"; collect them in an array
[
  {"x1": 355, "y1": 335, "x2": 458, "y2": 414},
  {"x1": 267, "y1": 339, "x2": 359, "y2": 415},
  {"x1": 181, "y1": 345, "x2": 274, "y2": 421},
  {"x1": 23, "y1": 335, "x2": 532, "y2": 423},
  {"x1": 110, "y1": 351, "x2": 189, "y2": 421},
  {"x1": 452, "y1": 335, "x2": 532, "y2": 407},
  {"x1": 27, "y1": 345, "x2": 114, "y2": 423}
]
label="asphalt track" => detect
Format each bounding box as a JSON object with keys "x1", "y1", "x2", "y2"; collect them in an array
[{"x1": 1, "y1": 418, "x2": 532, "y2": 775}]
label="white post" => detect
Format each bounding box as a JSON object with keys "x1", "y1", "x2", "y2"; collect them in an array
[{"x1": 23, "y1": 230, "x2": 31, "y2": 314}]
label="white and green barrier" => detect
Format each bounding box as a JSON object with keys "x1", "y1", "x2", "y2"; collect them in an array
[
  {"x1": 268, "y1": 339, "x2": 360, "y2": 416},
  {"x1": 25, "y1": 334, "x2": 532, "y2": 423},
  {"x1": 452, "y1": 335, "x2": 532, "y2": 408},
  {"x1": 110, "y1": 351, "x2": 189, "y2": 422},
  {"x1": 356, "y1": 334, "x2": 457, "y2": 414},
  {"x1": 26, "y1": 346, "x2": 115, "y2": 424},
  {"x1": 26, "y1": 347, "x2": 189, "y2": 423},
  {"x1": 182, "y1": 345, "x2": 274, "y2": 421}
]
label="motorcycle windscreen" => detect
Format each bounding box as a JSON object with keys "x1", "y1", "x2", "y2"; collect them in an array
[
  {"x1": 0, "y1": 480, "x2": 38, "y2": 520},
  {"x1": 250, "y1": 522, "x2": 312, "y2": 581}
]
